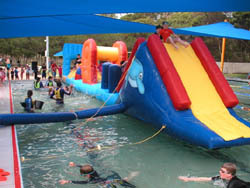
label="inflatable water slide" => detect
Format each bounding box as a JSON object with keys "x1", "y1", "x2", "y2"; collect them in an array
[
  {"x1": 1, "y1": 35, "x2": 250, "y2": 149},
  {"x1": 119, "y1": 34, "x2": 250, "y2": 149}
]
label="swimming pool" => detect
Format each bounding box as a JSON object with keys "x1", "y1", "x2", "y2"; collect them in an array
[{"x1": 13, "y1": 80, "x2": 250, "y2": 188}]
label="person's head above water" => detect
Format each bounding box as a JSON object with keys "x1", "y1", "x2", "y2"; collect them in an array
[
  {"x1": 79, "y1": 164, "x2": 99, "y2": 179},
  {"x1": 219, "y1": 163, "x2": 236, "y2": 180},
  {"x1": 56, "y1": 81, "x2": 62, "y2": 88},
  {"x1": 80, "y1": 164, "x2": 94, "y2": 175},
  {"x1": 27, "y1": 90, "x2": 33, "y2": 98}
]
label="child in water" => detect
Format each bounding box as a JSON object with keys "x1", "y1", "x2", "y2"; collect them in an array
[
  {"x1": 24, "y1": 90, "x2": 34, "y2": 112},
  {"x1": 50, "y1": 81, "x2": 73, "y2": 104}
]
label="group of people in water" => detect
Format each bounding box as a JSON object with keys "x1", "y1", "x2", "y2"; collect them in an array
[
  {"x1": 24, "y1": 76, "x2": 73, "y2": 112},
  {"x1": 59, "y1": 162, "x2": 250, "y2": 188}
]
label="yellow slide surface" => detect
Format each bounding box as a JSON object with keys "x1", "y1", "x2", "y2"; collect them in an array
[
  {"x1": 67, "y1": 69, "x2": 76, "y2": 78},
  {"x1": 165, "y1": 43, "x2": 250, "y2": 141}
]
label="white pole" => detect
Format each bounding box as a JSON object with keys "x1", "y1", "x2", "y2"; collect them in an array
[{"x1": 45, "y1": 36, "x2": 49, "y2": 70}]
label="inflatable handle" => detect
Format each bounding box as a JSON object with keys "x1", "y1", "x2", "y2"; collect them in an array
[
  {"x1": 191, "y1": 37, "x2": 238, "y2": 108},
  {"x1": 112, "y1": 41, "x2": 128, "y2": 65},
  {"x1": 81, "y1": 39, "x2": 98, "y2": 84},
  {"x1": 147, "y1": 34, "x2": 191, "y2": 110}
]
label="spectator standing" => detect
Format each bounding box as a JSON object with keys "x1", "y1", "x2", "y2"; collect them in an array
[
  {"x1": 6, "y1": 57, "x2": 11, "y2": 71},
  {"x1": 10, "y1": 68, "x2": 14, "y2": 80},
  {"x1": 0, "y1": 68, "x2": 6, "y2": 84},
  {"x1": 51, "y1": 61, "x2": 58, "y2": 78},
  {"x1": 17, "y1": 60, "x2": 21, "y2": 67},
  {"x1": 6, "y1": 68, "x2": 9, "y2": 80},
  {"x1": 14, "y1": 67, "x2": 19, "y2": 80},
  {"x1": 20, "y1": 66, "x2": 25, "y2": 80},
  {"x1": 58, "y1": 65, "x2": 62, "y2": 78},
  {"x1": 41, "y1": 63, "x2": 47, "y2": 80},
  {"x1": 26, "y1": 65, "x2": 31, "y2": 80}
]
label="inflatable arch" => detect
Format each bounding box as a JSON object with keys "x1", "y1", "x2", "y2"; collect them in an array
[{"x1": 80, "y1": 39, "x2": 128, "y2": 84}]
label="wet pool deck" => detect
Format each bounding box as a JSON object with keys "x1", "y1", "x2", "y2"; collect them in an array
[{"x1": 0, "y1": 81, "x2": 23, "y2": 188}]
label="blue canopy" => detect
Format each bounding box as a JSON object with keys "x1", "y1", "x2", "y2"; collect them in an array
[
  {"x1": 0, "y1": 0, "x2": 249, "y2": 39},
  {"x1": 174, "y1": 22, "x2": 250, "y2": 40},
  {"x1": 1, "y1": 0, "x2": 249, "y2": 18},
  {"x1": 0, "y1": 14, "x2": 154, "y2": 38},
  {"x1": 53, "y1": 51, "x2": 63, "y2": 57}
]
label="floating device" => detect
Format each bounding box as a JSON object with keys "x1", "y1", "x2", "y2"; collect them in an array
[
  {"x1": 20, "y1": 100, "x2": 44, "y2": 110},
  {"x1": 34, "y1": 100, "x2": 44, "y2": 109}
]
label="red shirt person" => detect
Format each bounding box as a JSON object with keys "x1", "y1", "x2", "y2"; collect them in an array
[
  {"x1": 159, "y1": 21, "x2": 189, "y2": 49},
  {"x1": 58, "y1": 65, "x2": 62, "y2": 78},
  {"x1": 159, "y1": 27, "x2": 174, "y2": 42},
  {"x1": 51, "y1": 61, "x2": 58, "y2": 78}
]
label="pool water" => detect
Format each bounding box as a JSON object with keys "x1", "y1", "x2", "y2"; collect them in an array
[{"x1": 12, "y1": 80, "x2": 250, "y2": 188}]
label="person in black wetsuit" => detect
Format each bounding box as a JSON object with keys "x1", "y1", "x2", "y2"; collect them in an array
[
  {"x1": 178, "y1": 163, "x2": 250, "y2": 188},
  {"x1": 59, "y1": 163, "x2": 138, "y2": 187}
]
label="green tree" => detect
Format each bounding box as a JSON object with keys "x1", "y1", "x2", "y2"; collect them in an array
[{"x1": 0, "y1": 12, "x2": 249, "y2": 63}]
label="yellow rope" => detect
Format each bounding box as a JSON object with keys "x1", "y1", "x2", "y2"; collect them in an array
[
  {"x1": 73, "y1": 62, "x2": 131, "y2": 130},
  {"x1": 21, "y1": 125, "x2": 166, "y2": 162},
  {"x1": 230, "y1": 85, "x2": 242, "y2": 88},
  {"x1": 21, "y1": 155, "x2": 62, "y2": 162},
  {"x1": 86, "y1": 125, "x2": 166, "y2": 152},
  {"x1": 229, "y1": 84, "x2": 249, "y2": 88}
]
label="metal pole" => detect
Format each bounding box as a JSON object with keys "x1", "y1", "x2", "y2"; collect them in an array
[
  {"x1": 220, "y1": 20, "x2": 227, "y2": 72},
  {"x1": 220, "y1": 37, "x2": 226, "y2": 72},
  {"x1": 45, "y1": 36, "x2": 49, "y2": 70}
]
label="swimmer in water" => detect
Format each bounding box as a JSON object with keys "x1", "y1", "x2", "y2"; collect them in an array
[
  {"x1": 241, "y1": 106, "x2": 250, "y2": 112},
  {"x1": 59, "y1": 164, "x2": 138, "y2": 187},
  {"x1": 179, "y1": 163, "x2": 250, "y2": 188}
]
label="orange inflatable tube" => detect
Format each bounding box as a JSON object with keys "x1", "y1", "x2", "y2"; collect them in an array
[
  {"x1": 81, "y1": 39, "x2": 98, "y2": 84},
  {"x1": 80, "y1": 39, "x2": 128, "y2": 84},
  {"x1": 112, "y1": 41, "x2": 128, "y2": 65}
]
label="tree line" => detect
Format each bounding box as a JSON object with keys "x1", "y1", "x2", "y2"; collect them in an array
[{"x1": 0, "y1": 12, "x2": 249, "y2": 65}]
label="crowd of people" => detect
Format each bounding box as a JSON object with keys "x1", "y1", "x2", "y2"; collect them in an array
[{"x1": 0, "y1": 57, "x2": 63, "y2": 82}]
